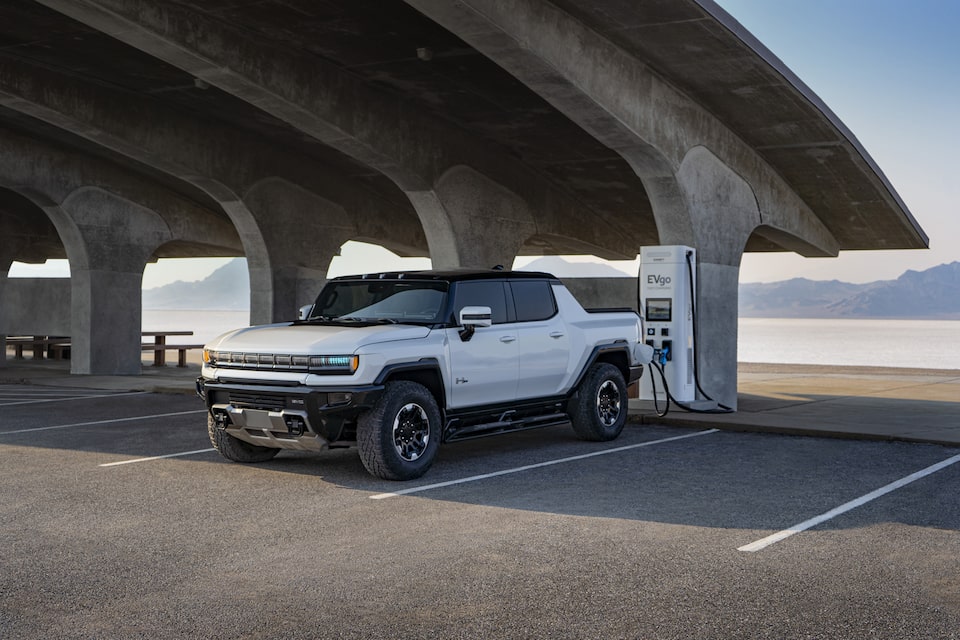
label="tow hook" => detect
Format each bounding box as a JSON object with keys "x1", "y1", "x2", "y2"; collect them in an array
[
  {"x1": 283, "y1": 414, "x2": 306, "y2": 436},
  {"x1": 213, "y1": 410, "x2": 230, "y2": 430}
]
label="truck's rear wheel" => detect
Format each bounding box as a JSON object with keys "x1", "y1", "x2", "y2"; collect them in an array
[
  {"x1": 569, "y1": 362, "x2": 628, "y2": 441},
  {"x1": 357, "y1": 381, "x2": 440, "y2": 480},
  {"x1": 207, "y1": 413, "x2": 280, "y2": 463}
]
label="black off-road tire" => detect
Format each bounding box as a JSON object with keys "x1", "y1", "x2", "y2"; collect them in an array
[
  {"x1": 207, "y1": 413, "x2": 280, "y2": 463},
  {"x1": 569, "y1": 362, "x2": 628, "y2": 441},
  {"x1": 357, "y1": 381, "x2": 441, "y2": 481}
]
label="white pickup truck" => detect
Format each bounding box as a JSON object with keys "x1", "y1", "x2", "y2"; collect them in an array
[{"x1": 197, "y1": 270, "x2": 650, "y2": 480}]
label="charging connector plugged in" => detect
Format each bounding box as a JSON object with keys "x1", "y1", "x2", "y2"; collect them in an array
[{"x1": 658, "y1": 345, "x2": 670, "y2": 366}]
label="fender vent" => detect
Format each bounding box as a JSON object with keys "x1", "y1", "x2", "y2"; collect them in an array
[{"x1": 229, "y1": 391, "x2": 286, "y2": 412}]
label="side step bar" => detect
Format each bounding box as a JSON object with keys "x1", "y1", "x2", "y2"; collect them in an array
[{"x1": 443, "y1": 412, "x2": 570, "y2": 443}]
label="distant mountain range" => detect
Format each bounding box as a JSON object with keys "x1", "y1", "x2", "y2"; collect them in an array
[
  {"x1": 142, "y1": 258, "x2": 249, "y2": 310},
  {"x1": 144, "y1": 257, "x2": 960, "y2": 319},
  {"x1": 739, "y1": 262, "x2": 960, "y2": 319}
]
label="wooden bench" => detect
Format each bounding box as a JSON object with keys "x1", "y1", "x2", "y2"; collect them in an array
[{"x1": 141, "y1": 343, "x2": 205, "y2": 367}]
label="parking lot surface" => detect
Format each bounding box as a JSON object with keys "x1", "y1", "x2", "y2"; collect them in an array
[{"x1": 2, "y1": 384, "x2": 959, "y2": 639}]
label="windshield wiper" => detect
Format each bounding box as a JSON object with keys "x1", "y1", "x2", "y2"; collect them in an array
[{"x1": 338, "y1": 317, "x2": 402, "y2": 325}]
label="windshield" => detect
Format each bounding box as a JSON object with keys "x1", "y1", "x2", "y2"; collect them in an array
[{"x1": 307, "y1": 280, "x2": 448, "y2": 325}]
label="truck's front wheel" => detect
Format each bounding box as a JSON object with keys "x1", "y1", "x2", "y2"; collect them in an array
[
  {"x1": 569, "y1": 362, "x2": 628, "y2": 441},
  {"x1": 207, "y1": 414, "x2": 280, "y2": 463},
  {"x1": 357, "y1": 381, "x2": 441, "y2": 480}
]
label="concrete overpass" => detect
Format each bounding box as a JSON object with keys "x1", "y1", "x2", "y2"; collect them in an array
[{"x1": 0, "y1": 0, "x2": 927, "y2": 407}]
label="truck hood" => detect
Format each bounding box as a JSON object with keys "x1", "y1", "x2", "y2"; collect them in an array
[{"x1": 206, "y1": 322, "x2": 432, "y2": 354}]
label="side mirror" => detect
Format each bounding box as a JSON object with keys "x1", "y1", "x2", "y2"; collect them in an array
[
  {"x1": 458, "y1": 306, "x2": 492, "y2": 341},
  {"x1": 459, "y1": 306, "x2": 493, "y2": 328},
  {"x1": 298, "y1": 304, "x2": 313, "y2": 321}
]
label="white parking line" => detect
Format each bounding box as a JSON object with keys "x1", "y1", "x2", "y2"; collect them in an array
[
  {"x1": 0, "y1": 391, "x2": 148, "y2": 407},
  {"x1": 0, "y1": 410, "x2": 206, "y2": 435},
  {"x1": 99, "y1": 448, "x2": 216, "y2": 467},
  {"x1": 0, "y1": 390, "x2": 108, "y2": 397},
  {"x1": 0, "y1": 386, "x2": 118, "y2": 394},
  {"x1": 739, "y1": 452, "x2": 960, "y2": 552},
  {"x1": 370, "y1": 429, "x2": 720, "y2": 500}
]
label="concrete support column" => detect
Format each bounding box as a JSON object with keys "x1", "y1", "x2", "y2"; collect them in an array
[
  {"x1": 69, "y1": 268, "x2": 144, "y2": 374},
  {"x1": 0, "y1": 265, "x2": 8, "y2": 367},
  {"x1": 246, "y1": 264, "x2": 332, "y2": 324},
  {"x1": 408, "y1": 166, "x2": 534, "y2": 270},
  {"x1": 665, "y1": 147, "x2": 763, "y2": 410},
  {"x1": 693, "y1": 262, "x2": 741, "y2": 409},
  {"x1": 242, "y1": 179, "x2": 353, "y2": 324},
  {"x1": 54, "y1": 189, "x2": 172, "y2": 375}
]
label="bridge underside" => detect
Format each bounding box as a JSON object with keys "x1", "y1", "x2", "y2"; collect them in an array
[{"x1": 0, "y1": 0, "x2": 927, "y2": 407}]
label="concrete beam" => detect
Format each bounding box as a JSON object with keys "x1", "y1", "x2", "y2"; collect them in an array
[
  {"x1": 0, "y1": 57, "x2": 428, "y2": 320},
  {"x1": 0, "y1": 129, "x2": 241, "y2": 256},
  {"x1": 35, "y1": 0, "x2": 641, "y2": 262},
  {"x1": 0, "y1": 57, "x2": 420, "y2": 245},
  {"x1": 406, "y1": 0, "x2": 839, "y2": 260}
]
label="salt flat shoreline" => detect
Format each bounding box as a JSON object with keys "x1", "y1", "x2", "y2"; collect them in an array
[{"x1": 738, "y1": 362, "x2": 960, "y2": 376}]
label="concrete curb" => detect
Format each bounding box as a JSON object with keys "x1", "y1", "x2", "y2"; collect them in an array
[{"x1": 628, "y1": 411, "x2": 960, "y2": 449}]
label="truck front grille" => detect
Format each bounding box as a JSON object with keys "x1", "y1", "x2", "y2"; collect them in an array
[{"x1": 229, "y1": 391, "x2": 287, "y2": 412}]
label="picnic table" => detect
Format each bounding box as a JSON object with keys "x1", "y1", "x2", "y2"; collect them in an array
[{"x1": 141, "y1": 331, "x2": 203, "y2": 367}]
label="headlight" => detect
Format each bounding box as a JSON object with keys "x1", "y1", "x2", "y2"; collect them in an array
[{"x1": 309, "y1": 355, "x2": 359, "y2": 374}]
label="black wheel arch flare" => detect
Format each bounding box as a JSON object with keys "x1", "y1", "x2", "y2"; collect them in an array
[
  {"x1": 374, "y1": 358, "x2": 447, "y2": 410},
  {"x1": 568, "y1": 342, "x2": 633, "y2": 397}
]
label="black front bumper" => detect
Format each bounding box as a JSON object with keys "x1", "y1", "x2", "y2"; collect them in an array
[{"x1": 198, "y1": 378, "x2": 384, "y2": 443}]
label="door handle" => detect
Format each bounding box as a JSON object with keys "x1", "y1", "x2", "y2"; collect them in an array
[
  {"x1": 499, "y1": 335, "x2": 516, "y2": 343},
  {"x1": 549, "y1": 331, "x2": 565, "y2": 339}
]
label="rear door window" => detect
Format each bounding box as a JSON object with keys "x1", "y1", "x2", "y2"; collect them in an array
[{"x1": 510, "y1": 281, "x2": 557, "y2": 322}]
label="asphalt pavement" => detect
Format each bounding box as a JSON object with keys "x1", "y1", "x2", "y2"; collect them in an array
[{"x1": 2, "y1": 358, "x2": 959, "y2": 638}]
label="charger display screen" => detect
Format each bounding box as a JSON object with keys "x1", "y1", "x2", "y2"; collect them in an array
[{"x1": 645, "y1": 298, "x2": 672, "y2": 322}]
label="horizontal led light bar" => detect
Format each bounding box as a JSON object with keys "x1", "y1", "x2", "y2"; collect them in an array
[{"x1": 203, "y1": 350, "x2": 358, "y2": 374}]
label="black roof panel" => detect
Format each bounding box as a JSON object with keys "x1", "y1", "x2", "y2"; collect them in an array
[{"x1": 331, "y1": 269, "x2": 560, "y2": 283}]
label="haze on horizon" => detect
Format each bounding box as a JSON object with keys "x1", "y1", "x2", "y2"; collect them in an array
[{"x1": 8, "y1": 1, "x2": 955, "y2": 287}]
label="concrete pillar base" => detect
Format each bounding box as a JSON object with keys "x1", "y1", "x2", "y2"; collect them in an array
[
  {"x1": 70, "y1": 269, "x2": 143, "y2": 375},
  {"x1": 0, "y1": 270, "x2": 6, "y2": 367},
  {"x1": 695, "y1": 262, "x2": 740, "y2": 410}
]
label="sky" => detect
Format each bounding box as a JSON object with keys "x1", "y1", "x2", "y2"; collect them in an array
[
  {"x1": 8, "y1": 0, "x2": 958, "y2": 287},
  {"x1": 717, "y1": 0, "x2": 959, "y2": 282}
]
